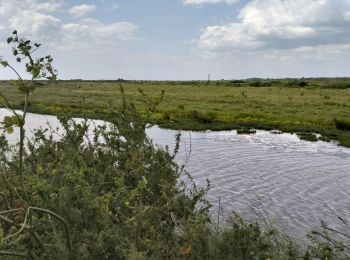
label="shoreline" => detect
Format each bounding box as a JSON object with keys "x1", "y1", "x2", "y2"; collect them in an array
[{"x1": 2, "y1": 105, "x2": 350, "y2": 148}]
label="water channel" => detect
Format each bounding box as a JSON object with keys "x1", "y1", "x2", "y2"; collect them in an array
[{"x1": 1, "y1": 108, "x2": 350, "y2": 240}]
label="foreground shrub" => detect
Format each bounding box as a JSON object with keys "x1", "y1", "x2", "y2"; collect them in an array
[{"x1": 0, "y1": 31, "x2": 209, "y2": 259}]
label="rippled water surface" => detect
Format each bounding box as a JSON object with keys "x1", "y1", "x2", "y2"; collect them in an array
[{"x1": 1, "y1": 108, "x2": 350, "y2": 239}]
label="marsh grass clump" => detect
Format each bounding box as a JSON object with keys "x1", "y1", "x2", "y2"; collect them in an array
[
  {"x1": 241, "y1": 91, "x2": 248, "y2": 98},
  {"x1": 237, "y1": 128, "x2": 257, "y2": 135},
  {"x1": 162, "y1": 111, "x2": 171, "y2": 120},
  {"x1": 190, "y1": 110, "x2": 215, "y2": 124},
  {"x1": 297, "y1": 132, "x2": 318, "y2": 142},
  {"x1": 318, "y1": 135, "x2": 331, "y2": 142},
  {"x1": 334, "y1": 118, "x2": 350, "y2": 131}
]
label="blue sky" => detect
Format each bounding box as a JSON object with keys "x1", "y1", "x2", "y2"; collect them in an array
[{"x1": 1, "y1": 0, "x2": 350, "y2": 80}]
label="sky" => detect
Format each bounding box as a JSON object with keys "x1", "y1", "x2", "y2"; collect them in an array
[{"x1": 1, "y1": 0, "x2": 350, "y2": 80}]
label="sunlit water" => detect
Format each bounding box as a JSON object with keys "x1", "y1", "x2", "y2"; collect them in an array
[{"x1": 1, "y1": 108, "x2": 350, "y2": 240}]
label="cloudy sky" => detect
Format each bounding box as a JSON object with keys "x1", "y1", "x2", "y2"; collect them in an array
[{"x1": 1, "y1": 0, "x2": 350, "y2": 80}]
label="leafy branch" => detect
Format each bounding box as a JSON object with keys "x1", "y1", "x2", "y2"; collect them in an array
[{"x1": 0, "y1": 31, "x2": 71, "y2": 259}]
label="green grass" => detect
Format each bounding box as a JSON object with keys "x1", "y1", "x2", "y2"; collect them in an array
[{"x1": 1, "y1": 78, "x2": 350, "y2": 146}]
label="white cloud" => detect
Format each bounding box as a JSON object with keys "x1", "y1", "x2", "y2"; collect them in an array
[
  {"x1": 183, "y1": 0, "x2": 238, "y2": 5},
  {"x1": 9, "y1": 11, "x2": 61, "y2": 41},
  {"x1": 0, "y1": 1, "x2": 15, "y2": 16},
  {"x1": 344, "y1": 11, "x2": 350, "y2": 21},
  {"x1": 69, "y1": 4, "x2": 96, "y2": 19},
  {"x1": 60, "y1": 19, "x2": 138, "y2": 51},
  {"x1": 0, "y1": 0, "x2": 62, "y2": 15},
  {"x1": 30, "y1": 2, "x2": 62, "y2": 12},
  {"x1": 198, "y1": 0, "x2": 350, "y2": 53},
  {"x1": 0, "y1": 0, "x2": 137, "y2": 48},
  {"x1": 110, "y1": 4, "x2": 119, "y2": 10},
  {"x1": 263, "y1": 44, "x2": 350, "y2": 62}
]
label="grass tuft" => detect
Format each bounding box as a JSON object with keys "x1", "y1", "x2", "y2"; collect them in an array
[{"x1": 334, "y1": 118, "x2": 350, "y2": 131}]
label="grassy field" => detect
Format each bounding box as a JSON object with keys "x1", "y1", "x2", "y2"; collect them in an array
[{"x1": 1, "y1": 78, "x2": 350, "y2": 146}]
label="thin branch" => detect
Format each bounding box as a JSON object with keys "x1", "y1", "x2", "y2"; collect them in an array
[
  {"x1": 29, "y1": 46, "x2": 40, "y2": 56},
  {"x1": 0, "y1": 214, "x2": 29, "y2": 229},
  {"x1": 4, "y1": 207, "x2": 30, "y2": 240},
  {"x1": 22, "y1": 92, "x2": 29, "y2": 120},
  {"x1": 30, "y1": 207, "x2": 72, "y2": 255},
  {"x1": 0, "y1": 208, "x2": 25, "y2": 215},
  {"x1": 321, "y1": 225, "x2": 350, "y2": 240},
  {"x1": 0, "y1": 251, "x2": 27, "y2": 258},
  {"x1": 178, "y1": 131, "x2": 192, "y2": 177},
  {"x1": 314, "y1": 230, "x2": 350, "y2": 251},
  {"x1": 0, "y1": 94, "x2": 22, "y2": 123},
  {"x1": 5, "y1": 63, "x2": 23, "y2": 81},
  {"x1": 46, "y1": 120, "x2": 63, "y2": 138},
  {"x1": 18, "y1": 92, "x2": 29, "y2": 200}
]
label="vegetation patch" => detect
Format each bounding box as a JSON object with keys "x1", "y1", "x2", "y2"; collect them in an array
[
  {"x1": 297, "y1": 132, "x2": 319, "y2": 142},
  {"x1": 237, "y1": 128, "x2": 257, "y2": 135},
  {"x1": 189, "y1": 110, "x2": 215, "y2": 124},
  {"x1": 334, "y1": 118, "x2": 350, "y2": 131}
]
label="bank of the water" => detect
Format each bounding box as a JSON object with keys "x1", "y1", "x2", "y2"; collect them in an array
[
  {"x1": 156, "y1": 117, "x2": 350, "y2": 148},
  {"x1": 1, "y1": 108, "x2": 350, "y2": 240},
  {"x1": 1, "y1": 79, "x2": 350, "y2": 147},
  {"x1": 3, "y1": 103, "x2": 350, "y2": 149}
]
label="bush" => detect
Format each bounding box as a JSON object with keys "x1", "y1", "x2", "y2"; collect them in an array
[
  {"x1": 286, "y1": 80, "x2": 308, "y2": 87},
  {"x1": 0, "y1": 31, "x2": 210, "y2": 259},
  {"x1": 1, "y1": 87, "x2": 211, "y2": 258},
  {"x1": 19, "y1": 94, "x2": 209, "y2": 258}
]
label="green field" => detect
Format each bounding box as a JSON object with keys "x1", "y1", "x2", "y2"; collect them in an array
[{"x1": 1, "y1": 78, "x2": 350, "y2": 146}]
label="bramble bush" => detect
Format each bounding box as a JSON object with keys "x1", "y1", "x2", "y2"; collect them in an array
[
  {"x1": 0, "y1": 31, "x2": 213, "y2": 259},
  {"x1": 0, "y1": 32, "x2": 349, "y2": 259}
]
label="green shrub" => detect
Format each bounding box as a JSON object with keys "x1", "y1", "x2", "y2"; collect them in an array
[{"x1": 0, "y1": 31, "x2": 210, "y2": 259}]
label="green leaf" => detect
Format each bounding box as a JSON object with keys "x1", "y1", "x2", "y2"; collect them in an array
[
  {"x1": 2, "y1": 115, "x2": 21, "y2": 134},
  {"x1": 32, "y1": 65, "x2": 41, "y2": 79},
  {"x1": 5, "y1": 126, "x2": 14, "y2": 134},
  {"x1": 0, "y1": 60, "x2": 9, "y2": 67},
  {"x1": 124, "y1": 216, "x2": 136, "y2": 224}
]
